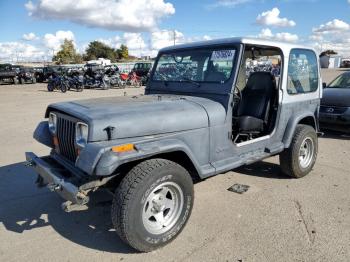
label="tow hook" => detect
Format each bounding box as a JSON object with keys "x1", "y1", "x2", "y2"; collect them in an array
[
  {"x1": 61, "y1": 200, "x2": 88, "y2": 213},
  {"x1": 47, "y1": 183, "x2": 62, "y2": 192}
]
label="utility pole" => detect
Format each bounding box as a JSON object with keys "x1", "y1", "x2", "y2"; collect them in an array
[{"x1": 173, "y1": 30, "x2": 176, "y2": 46}]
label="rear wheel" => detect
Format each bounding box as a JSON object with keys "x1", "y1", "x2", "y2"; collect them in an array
[
  {"x1": 112, "y1": 159, "x2": 194, "y2": 252},
  {"x1": 47, "y1": 82, "x2": 54, "y2": 91},
  {"x1": 20, "y1": 78, "x2": 25, "y2": 84},
  {"x1": 13, "y1": 77, "x2": 19, "y2": 85},
  {"x1": 280, "y1": 124, "x2": 318, "y2": 178},
  {"x1": 32, "y1": 77, "x2": 36, "y2": 84}
]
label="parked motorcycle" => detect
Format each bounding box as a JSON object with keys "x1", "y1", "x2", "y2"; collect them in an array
[
  {"x1": 126, "y1": 71, "x2": 142, "y2": 87},
  {"x1": 47, "y1": 74, "x2": 68, "y2": 93},
  {"x1": 84, "y1": 69, "x2": 110, "y2": 90},
  {"x1": 65, "y1": 75, "x2": 84, "y2": 92}
]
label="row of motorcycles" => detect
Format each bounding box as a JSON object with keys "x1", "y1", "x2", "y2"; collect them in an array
[{"x1": 47, "y1": 66, "x2": 145, "y2": 93}]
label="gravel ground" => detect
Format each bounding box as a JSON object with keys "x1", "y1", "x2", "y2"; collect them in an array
[{"x1": 0, "y1": 69, "x2": 349, "y2": 262}]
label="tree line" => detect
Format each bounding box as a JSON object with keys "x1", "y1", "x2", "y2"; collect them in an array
[{"x1": 52, "y1": 39, "x2": 131, "y2": 64}]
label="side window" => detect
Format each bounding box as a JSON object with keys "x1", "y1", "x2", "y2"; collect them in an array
[{"x1": 287, "y1": 49, "x2": 318, "y2": 94}]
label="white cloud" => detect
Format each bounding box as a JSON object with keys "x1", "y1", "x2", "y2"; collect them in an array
[
  {"x1": 309, "y1": 19, "x2": 350, "y2": 56},
  {"x1": 22, "y1": 32, "x2": 37, "y2": 41},
  {"x1": 258, "y1": 28, "x2": 298, "y2": 42},
  {"x1": 0, "y1": 42, "x2": 45, "y2": 62},
  {"x1": 275, "y1": 32, "x2": 299, "y2": 42},
  {"x1": 258, "y1": 28, "x2": 274, "y2": 38},
  {"x1": 256, "y1": 7, "x2": 296, "y2": 27},
  {"x1": 43, "y1": 30, "x2": 75, "y2": 52},
  {"x1": 208, "y1": 0, "x2": 252, "y2": 8},
  {"x1": 95, "y1": 30, "x2": 215, "y2": 58},
  {"x1": 95, "y1": 33, "x2": 147, "y2": 57},
  {"x1": 312, "y1": 19, "x2": 350, "y2": 34},
  {"x1": 25, "y1": 0, "x2": 175, "y2": 32},
  {"x1": 151, "y1": 30, "x2": 185, "y2": 50}
]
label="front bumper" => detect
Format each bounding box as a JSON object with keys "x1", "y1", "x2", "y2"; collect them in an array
[{"x1": 25, "y1": 152, "x2": 89, "y2": 205}]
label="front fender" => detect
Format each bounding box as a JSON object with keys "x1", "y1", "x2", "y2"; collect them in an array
[
  {"x1": 33, "y1": 121, "x2": 53, "y2": 148},
  {"x1": 76, "y1": 138, "x2": 204, "y2": 177}
]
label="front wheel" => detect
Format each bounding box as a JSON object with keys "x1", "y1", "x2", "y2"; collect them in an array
[
  {"x1": 112, "y1": 159, "x2": 194, "y2": 252},
  {"x1": 280, "y1": 124, "x2": 318, "y2": 178},
  {"x1": 60, "y1": 83, "x2": 67, "y2": 93}
]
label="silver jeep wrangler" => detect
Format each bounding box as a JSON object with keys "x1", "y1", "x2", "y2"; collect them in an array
[{"x1": 26, "y1": 37, "x2": 321, "y2": 252}]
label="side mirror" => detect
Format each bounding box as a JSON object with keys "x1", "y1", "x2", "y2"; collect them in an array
[{"x1": 322, "y1": 82, "x2": 327, "y2": 88}]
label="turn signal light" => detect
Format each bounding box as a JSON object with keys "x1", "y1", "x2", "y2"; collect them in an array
[
  {"x1": 53, "y1": 136, "x2": 59, "y2": 146},
  {"x1": 112, "y1": 144, "x2": 135, "y2": 153}
]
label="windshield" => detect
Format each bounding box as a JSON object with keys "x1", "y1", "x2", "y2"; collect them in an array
[
  {"x1": 152, "y1": 48, "x2": 236, "y2": 83},
  {"x1": 328, "y1": 73, "x2": 350, "y2": 89}
]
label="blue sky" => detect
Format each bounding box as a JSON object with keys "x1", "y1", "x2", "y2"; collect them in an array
[{"x1": 1, "y1": 0, "x2": 350, "y2": 62}]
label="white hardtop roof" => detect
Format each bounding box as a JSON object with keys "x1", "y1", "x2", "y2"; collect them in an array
[{"x1": 160, "y1": 37, "x2": 315, "y2": 54}]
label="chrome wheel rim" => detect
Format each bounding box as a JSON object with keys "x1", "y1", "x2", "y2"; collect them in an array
[
  {"x1": 299, "y1": 137, "x2": 314, "y2": 169},
  {"x1": 142, "y1": 182, "x2": 184, "y2": 235}
]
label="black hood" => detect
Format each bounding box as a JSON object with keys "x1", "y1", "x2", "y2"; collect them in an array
[{"x1": 321, "y1": 88, "x2": 350, "y2": 107}]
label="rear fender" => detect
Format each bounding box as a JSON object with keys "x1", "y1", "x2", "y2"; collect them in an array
[{"x1": 282, "y1": 113, "x2": 317, "y2": 148}]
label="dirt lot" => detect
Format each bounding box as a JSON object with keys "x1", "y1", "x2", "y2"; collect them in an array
[{"x1": 0, "y1": 69, "x2": 349, "y2": 262}]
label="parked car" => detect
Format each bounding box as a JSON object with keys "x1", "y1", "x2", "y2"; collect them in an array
[
  {"x1": 26, "y1": 37, "x2": 321, "y2": 252},
  {"x1": 131, "y1": 62, "x2": 152, "y2": 77},
  {"x1": 0, "y1": 63, "x2": 18, "y2": 84},
  {"x1": 14, "y1": 66, "x2": 36, "y2": 84},
  {"x1": 340, "y1": 60, "x2": 350, "y2": 68},
  {"x1": 131, "y1": 62, "x2": 153, "y2": 85},
  {"x1": 319, "y1": 72, "x2": 350, "y2": 133},
  {"x1": 0, "y1": 64, "x2": 36, "y2": 84},
  {"x1": 33, "y1": 67, "x2": 45, "y2": 82}
]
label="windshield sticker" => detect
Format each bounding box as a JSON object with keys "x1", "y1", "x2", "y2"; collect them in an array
[{"x1": 211, "y1": 50, "x2": 235, "y2": 62}]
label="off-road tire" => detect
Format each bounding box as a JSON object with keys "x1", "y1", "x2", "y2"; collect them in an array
[
  {"x1": 13, "y1": 77, "x2": 19, "y2": 85},
  {"x1": 280, "y1": 124, "x2": 318, "y2": 178},
  {"x1": 32, "y1": 77, "x2": 36, "y2": 84},
  {"x1": 20, "y1": 78, "x2": 25, "y2": 84},
  {"x1": 111, "y1": 159, "x2": 194, "y2": 252}
]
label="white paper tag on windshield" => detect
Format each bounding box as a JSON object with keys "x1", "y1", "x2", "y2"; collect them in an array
[{"x1": 211, "y1": 50, "x2": 235, "y2": 61}]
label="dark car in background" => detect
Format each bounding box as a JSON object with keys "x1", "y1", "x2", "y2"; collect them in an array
[
  {"x1": 131, "y1": 62, "x2": 153, "y2": 77},
  {"x1": 320, "y1": 72, "x2": 350, "y2": 133},
  {"x1": 0, "y1": 63, "x2": 18, "y2": 84},
  {"x1": 131, "y1": 62, "x2": 153, "y2": 85},
  {"x1": 0, "y1": 64, "x2": 36, "y2": 84},
  {"x1": 14, "y1": 66, "x2": 36, "y2": 84}
]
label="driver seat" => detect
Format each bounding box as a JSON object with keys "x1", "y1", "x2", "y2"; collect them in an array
[{"x1": 237, "y1": 72, "x2": 276, "y2": 134}]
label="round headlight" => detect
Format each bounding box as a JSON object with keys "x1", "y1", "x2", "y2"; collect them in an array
[
  {"x1": 48, "y1": 112, "x2": 57, "y2": 134},
  {"x1": 75, "y1": 122, "x2": 88, "y2": 148}
]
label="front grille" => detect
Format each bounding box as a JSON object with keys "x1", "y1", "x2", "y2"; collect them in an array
[
  {"x1": 320, "y1": 106, "x2": 347, "y2": 114},
  {"x1": 56, "y1": 115, "x2": 77, "y2": 162}
]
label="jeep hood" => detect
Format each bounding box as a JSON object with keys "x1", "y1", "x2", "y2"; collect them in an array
[
  {"x1": 321, "y1": 88, "x2": 350, "y2": 107},
  {"x1": 47, "y1": 94, "x2": 226, "y2": 142}
]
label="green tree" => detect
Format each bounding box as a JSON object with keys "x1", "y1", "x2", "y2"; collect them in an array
[
  {"x1": 117, "y1": 44, "x2": 129, "y2": 60},
  {"x1": 52, "y1": 39, "x2": 82, "y2": 64},
  {"x1": 84, "y1": 41, "x2": 118, "y2": 62}
]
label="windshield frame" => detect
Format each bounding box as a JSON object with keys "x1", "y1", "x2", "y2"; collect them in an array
[{"x1": 151, "y1": 45, "x2": 238, "y2": 83}]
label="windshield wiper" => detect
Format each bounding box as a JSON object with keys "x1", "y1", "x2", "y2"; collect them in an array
[{"x1": 180, "y1": 77, "x2": 201, "y2": 87}]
